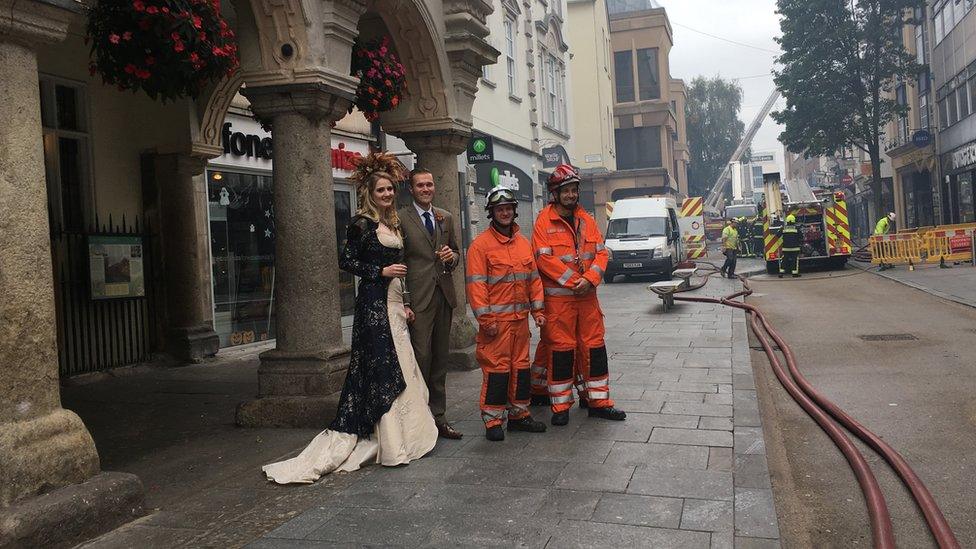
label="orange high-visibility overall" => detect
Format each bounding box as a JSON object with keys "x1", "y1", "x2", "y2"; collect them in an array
[
  {"x1": 532, "y1": 204, "x2": 614, "y2": 414},
  {"x1": 466, "y1": 223, "x2": 545, "y2": 428},
  {"x1": 531, "y1": 341, "x2": 588, "y2": 400}
]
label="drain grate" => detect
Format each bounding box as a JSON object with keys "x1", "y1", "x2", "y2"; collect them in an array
[{"x1": 858, "y1": 334, "x2": 918, "y2": 341}]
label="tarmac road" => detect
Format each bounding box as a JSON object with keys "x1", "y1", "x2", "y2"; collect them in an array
[{"x1": 745, "y1": 266, "x2": 976, "y2": 548}]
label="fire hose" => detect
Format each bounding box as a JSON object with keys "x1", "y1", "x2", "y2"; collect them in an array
[{"x1": 649, "y1": 264, "x2": 960, "y2": 549}]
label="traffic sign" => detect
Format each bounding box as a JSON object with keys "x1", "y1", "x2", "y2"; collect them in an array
[{"x1": 840, "y1": 174, "x2": 854, "y2": 186}]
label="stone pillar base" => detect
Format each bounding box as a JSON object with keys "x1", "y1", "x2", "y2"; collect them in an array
[
  {"x1": 0, "y1": 409, "x2": 99, "y2": 507},
  {"x1": 235, "y1": 347, "x2": 350, "y2": 428},
  {"x1": 448, "y1": 343, "x2": 478, "y2": 372},
  {"x1": 0, "y1": 472, "x2": 144, "y2": 549},
  {"x1": 167, "y1": 325, "x2": 220, "y2": 363}
]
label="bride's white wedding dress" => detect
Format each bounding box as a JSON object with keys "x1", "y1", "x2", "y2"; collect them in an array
[{"x1": 262, "y1": 231, "x2": 438, "y2": 484}]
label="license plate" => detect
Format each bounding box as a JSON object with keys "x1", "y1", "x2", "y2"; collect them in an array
[{"x1": 623, "y1": 262, "x2": 643, "y2": 268}]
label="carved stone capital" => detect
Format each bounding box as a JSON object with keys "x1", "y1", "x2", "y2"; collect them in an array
[
  {"x1": 401, "y1": 129, "x2": 471, "y2": 156},
  {"x1": 242, "y1": 83, "x2": 354, "y2": 124},
  {"x1": 0, "y1": 0, "x2": 78, "y2": 46},
  {"x1": 155, "y1": 153, "x2": 208, "y2": 178}
]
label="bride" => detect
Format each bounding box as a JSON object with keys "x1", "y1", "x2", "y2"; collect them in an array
[{"x1": 263, "y1": 152, "x2": 438, "y2": 484}]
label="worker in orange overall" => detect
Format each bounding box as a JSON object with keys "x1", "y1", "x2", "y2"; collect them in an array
[
  {"x1": 533, "y1": 164, "x2": 627, "y2": 426},
  {"x1": 466, "y1": 185, "x2": 548, "y2": 441},
  {"x1": 530, "y1": 342, "x2": 588, "y2": 408}
]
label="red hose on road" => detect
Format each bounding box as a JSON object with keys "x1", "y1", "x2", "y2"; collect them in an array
[{"x1": 668, "y1": 269, "x2": 960, "y2": 548}]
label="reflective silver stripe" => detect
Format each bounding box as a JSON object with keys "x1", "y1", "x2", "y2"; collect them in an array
[
  {"x1": 552, "y1": 394, "x2": 574, "y2": 404},
  {"x1": 580, "y1": 252, "x2": 596, "y2": 260},
  {"x1": 588, "y1": 391, "x2": 609, "y2": 400},
  {"x1": 528, "y1": 271, "x2": 540, "y2": 280},
  {"x1": 531, "y1": 300, "x2": 545, "y2": 309},
  {"x1": 557, "y1": 269, "x2": 575, "y2": 285},
  {"x1": 481, "y1": 410, "x2": 506, "y2": 420},
  {"x1": 590, "y1": 264, "x2": 605, "y2": 276},
  {"x1": 509, "y1": 404, "x2": 529, "y2": 414},
  {"x1": 531, "y1": 380, "x2": 547, "y2": 388},
  {"x1": 596, "y1": 243, "x2": 606, "y2": 251},
  {"x1": 558, "y1": 254, "x2": 575, "y2": 263},
  {"x1": 549, "y1": 381, "x2": 574, "y2": 393},
  {"x1": 585, "y1": 380, "x2": 607, "y2": 389},
  {"x1": 530, "y1": 365, "x2": 546, "y2": 374},
  {"x1": 536, "y1": 247, "x2": 553, "y2": 256},
  {"x1": 544, "y1": 287, "x2": 575, "y2": 296},
  {"x1": 488, "y1": 302, "x2": 533, "y2": 314},
  {"x1": 466, "y1": 275, "x2": 488, "y2": 284},
  {"x1": 473, "y1": 306, "x2": 491, "y2": 317},
  {"x1": 487, "y1": 272, "x2": 534, "y2": 284}
]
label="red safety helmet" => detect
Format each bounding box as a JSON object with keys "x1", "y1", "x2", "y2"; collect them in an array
[{"x1": 547, "y1": 164, "x2": 581, "y2": 193}]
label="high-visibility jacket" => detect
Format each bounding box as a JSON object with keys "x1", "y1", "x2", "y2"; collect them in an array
[
  {"x1": 874, "y1": 217, "x2": 891, "y2": 235},
  {"x1": 779, "y1": 223, "x2": 801, "y2": 252},
  {"x1": 532, "y1": 204, "x2": 609, "y2": 299},
  {"x1": 722, "y1": 226, "x2": 739, "y2": 250},
  {"x1": 466, "y1": 223, "x2": 544, "y2": 327}
]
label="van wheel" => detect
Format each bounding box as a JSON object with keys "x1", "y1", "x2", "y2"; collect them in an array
[{"x1": 605, "y1": 273, "x2": 616, "y2": 283}]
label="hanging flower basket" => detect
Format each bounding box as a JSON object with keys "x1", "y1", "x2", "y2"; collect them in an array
[
  {"x1": 86, "y1": 0, "x2": 240, "y2": 102},
  {"x1": 351, "y1": 36, "x2": 407, "y2": 122}
]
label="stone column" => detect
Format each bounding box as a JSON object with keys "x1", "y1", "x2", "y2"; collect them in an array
[
  {"x1": 236, "y1": 84, "x2": 354, "y2": 427},
  {"x1": 402, "y1": 131, "x2": 478, "y2": 370},
  {"x1": 0, "y1": 3, "x2": 143, "y2": 545},
  {"x1": 153, "y1": 154, "x2": 220, "y2": 361}
]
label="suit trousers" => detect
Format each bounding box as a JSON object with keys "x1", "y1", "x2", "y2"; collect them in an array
[{"x1": 410, "y1": 286, "x2": 452, "y2": 423}]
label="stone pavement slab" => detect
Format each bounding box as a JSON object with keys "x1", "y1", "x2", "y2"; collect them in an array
[{"x1": 854, "y1": 260, "x2": 976, "y2": 309}]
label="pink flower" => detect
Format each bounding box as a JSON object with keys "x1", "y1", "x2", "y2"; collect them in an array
[
  {"x1": 193, "y1": 15, "x2": 203, "y2": 28},
  {"x1": 198, "y1": 31, "x2": 207, "y2": 41},
  {"x1": 109, "y1": 33, "x2": 120, "y2": 44},
  {"x1": 136, "y1": 69, "x2": 151, "y2": 80},
  {"x1": 190, "y1": 52, "x2": 200, "y2": 63},
  {"x1": 146, "y1": 5, "x2": 158, "y2": 14},
  {"x1": 133, "y1": 0, "x2": 145, "y2": 11},
  {"x1": 171, "y1": 31, "x2": 181, "y2": 41},
  {"x1": 174, "y1": 41, "x2": 185, "y2": 52},
  {"x1": 122, "y1": 31, "x2": 132, "y2": 40},
  {"x1": 161, "y1": 6, "x2": 169, "y2": 13},
  {"x1": 124, "y1": 63, "x2": 136, "y2": 74},
  {"x1": 212, "y1": 46, "x2": 225, "y2": 56}
]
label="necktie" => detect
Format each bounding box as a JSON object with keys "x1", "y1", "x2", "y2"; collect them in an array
[{"x1": 423, "y1": 211, "x2": 434, "y2": 236}]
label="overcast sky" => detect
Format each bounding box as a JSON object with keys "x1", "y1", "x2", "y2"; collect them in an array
[{"x1": 656, "y1": 0, "x2": 786, "y2": 170}]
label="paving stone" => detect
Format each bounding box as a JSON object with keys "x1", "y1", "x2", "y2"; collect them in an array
[
  {"x1": 644, "y1": 390, "x2": 705, "y2": 404},
  {"x1": 454, "y1": 434, "x2": 531, "y2": 458},
  {"x1": 733, "y1": 408, "x2": 762, "y2": 428},
  {"x1": 733, "y1": 373, "x2": 756, "y2": 390},
  {"x1": 304, "y1": 508, "x2": 433, "y2": 545},
  {"x1": 520, "y1": 438, "x2": 614, "y2": 463},
  {"x1": 710, "y1": 531, "x2": 734, "y2": 549},
  {"x1": 548, "y1": 519, "x2": 711, "y2": 548},
  {"x1": 613, "y1": 398, "x2": 664, "y2": 413},
  {"x1": 553, "y1": 462, "x2": 636, "y2": 493},
  {"x1": 608, "y1": 385, "x2": 646, "y2": 400},
  {"x1": 680, "y1": 499, "x2": 734, "y2": 532},
  {"x1": 447, "y1": 459, "x2": 565, "y2": 488},
  {"x1": 421, "y1": 512, "x2": 555, "y2": 548},
  {"x1": 704, "y1": 393, "x2": 734, "y2": 406},
  {"x1": 406, "y1": 483, "x2": 549, "y2": 516},
  {"x1": 650, "y1": 427, "x2": 733, "y2": 447},
  {"x1": 261, "y1": 506, "x2": 342, "y2": 540},
  {"x1": 734, "y1": 427, "x2": 766, "y2": 455},
  {"x1": 734, "y1": 454, "x2": 772, "y2": 489},
  {"x1": 734, "y1": 537, "x2": 782, "y2": 548},
  {"x1": 734, "y1": 488, "x2": 780, "y2": 539},
  {"x1": 368, "y1": 457, "x2": 466, "y2": 483},
  {"x1": 531, "y1": 489, "x2": 601, "y2": 520},
  {"x1": 573, "y1": 412, "x2": 698, "y2": 442},
  {"x1": 590, "y1": 493, "x2": 683, "y2": 528},
  {"x1": 247, "y1": 539, "x2": 359, "y2": 548},
  {"x1": 663, "y1": 402, "x2": 733, "y2": 417},
  {"x1": 708, "y1": 447, "x2": 733, "y2": 471},
  {"x1": 603, "y1": 441, "x2": 709, "y2": 469},
  {"x1": 658, "y1": 381, "x2": 720, "y2": 393},
  {"x1": 699, "y1": 416, "x2": 733, "y2": 431},
  {"x1": 628, "y1": 466, "x2": 733, "y2": 501}
]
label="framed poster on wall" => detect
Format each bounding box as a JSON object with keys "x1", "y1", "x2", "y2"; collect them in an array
[{"x1": 88, "y1": 235, "x2": 145, "y2": 299}]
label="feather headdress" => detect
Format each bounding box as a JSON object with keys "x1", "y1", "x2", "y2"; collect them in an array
[{"x1": 349, "y1": 151, "x2": 407, "y2": 190}]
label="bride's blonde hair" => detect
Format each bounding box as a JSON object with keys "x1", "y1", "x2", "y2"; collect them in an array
[{"x1": 350, "y1": 152, "x2": 407, "y2": 230}]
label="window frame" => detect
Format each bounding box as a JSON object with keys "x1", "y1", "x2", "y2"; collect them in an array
[
  {"x1": 613, "y1": 50, "x2": 635, "y2": 103},
  {"x1": 504, "y1": 16, "x2": 518, "y2": 98},
  {"x1": 636, "y1": 47, "x2": 661, "y2": 101}
]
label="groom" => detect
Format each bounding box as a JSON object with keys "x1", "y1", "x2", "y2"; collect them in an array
[{"x1": 399, "y1": 168, "x2": 463, "y2": 439}]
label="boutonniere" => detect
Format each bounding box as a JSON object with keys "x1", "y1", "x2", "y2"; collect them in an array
[{"x1": 434, "y1": 212, "x2": 445, "y2": 224}]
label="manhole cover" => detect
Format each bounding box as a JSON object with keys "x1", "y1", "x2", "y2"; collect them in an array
[{"x1": 858, "y1": 334, "x2": 918, "y2": 341}]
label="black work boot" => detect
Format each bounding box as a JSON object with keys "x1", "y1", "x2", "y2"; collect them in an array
[
  {"x1": 551, "y1": 411, "x2": 570, "y2": 426},
  {"x1": 530, "y1": 394, "x2": 551, "y2": 406},
  {"x1": 588, "y1": 407, "x2": 627, "y2": 421},
  {"x1": 792, "y1": 273, "x2": 800, "y2": 278},
  {"x1": 508, "y1": 416, "x2": 547, "y2": 433},
  {"x1": 778, "y1": 273, "x2": 783, "y2": 278},
  {"x1": 578, "y1": 398, "x2": 589, "y2": 409},
  {"x1": 485, "y1": 425, "x2": 505, "y2": 442}
]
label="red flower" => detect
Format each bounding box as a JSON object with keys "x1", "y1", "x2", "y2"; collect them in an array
[
  {"x1": 122, "y1": 31, "x2": 132, "y2": 41},
  {"x1": 136, "y1": 69, "x2": 151, "y2": 80},
  {"x1": 384, "y1": 79, "x2": 392, "y2": 87},
  {"x1": 190, "y1": 52, "x2": 200, "y2": 63},
  {"x1": 109, "y1": 33, "x2": 120, "y2": 44},
  {"x1": 212, "y1": 46, "x2": 225, "y2": 56},
  {"x1": 171, "y1": 31, "x2": 181, "y2": 41},
  {"x1": 161, "y1": 6, "x2": 169, "y2": 13},
  {"x1": 133, "y1": 0, "x2": 145, "y2": 11},
  {"x1": 371, "y1": 99, "x2": 380, "y2": 106},
  {"x1": 146, "y1": 5, "x2": 158, "y2": 14},
  {"x1": 391, "y1": 96, "x2": 399, "y2": 107},
  {"x1": 193, "y1": 15, "x2": 203, "y2": 28},
  {"x1": 124, "y1": 63, "x2": 136, "y2": 74},
  {"x1": 174, "y1": 41, "x2": 185, "y2": 52},
  {"x1": 198, "y1": 31, "x2": 207, "y2": 41}
]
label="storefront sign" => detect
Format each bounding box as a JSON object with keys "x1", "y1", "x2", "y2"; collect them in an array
[
  {"x1": 467, "y1": 135, "x2": 494, "y2": 164},
  {"x1": 331, "y1": 143, "x2": 363, "y2": 172},
  {"x1": 752, "y1": 154, "x2": 775, "y2": 163},
  {"x1": 542, "y1": 145, "x2": 570, "y2": 168},
  {"x1": 949, "y1": 142, "x2": 976, "y2": 171},
  {"x1": 473, "y1": 161, "x2": 534, "y2": 202},
  {"x1": 912, "y1": 129, "x2": 932, "y2": 148},
  {"x1": 88, "y1": 236, "x2": 145, "y2": 300},
  {"x1": 223, "y1": 122, "x2": 273, "y2": 159}
]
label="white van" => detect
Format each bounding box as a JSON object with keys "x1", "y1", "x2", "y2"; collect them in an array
[{"x1": 604, "y1": 197, "x2": 683, "y2": 282}]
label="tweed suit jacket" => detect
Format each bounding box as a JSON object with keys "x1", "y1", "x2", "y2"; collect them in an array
[{"x1": 398, "y1": 205, "x2": 460, "y2": 312}]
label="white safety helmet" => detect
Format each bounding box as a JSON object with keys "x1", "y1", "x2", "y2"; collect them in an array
[{"x1": 887, "y1": 212, "x2": 896, "y2": 221}]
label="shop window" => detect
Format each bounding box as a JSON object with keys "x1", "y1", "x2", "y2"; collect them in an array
[
  {"x1": 614, "y1": 50, "x2": 634, "y2": 103},
  {"x1": 636, "y1": 48, "x2": 660, "y2": 100},
  {"x1": 960, "y1": 171, "x2": 975, "y2": 223},
  {"x1": 40, "y1": 76, "x2": 92, "y2": 232},
  {"x1": 206, "y1": 169, "x2": 357, "y2": 348}
]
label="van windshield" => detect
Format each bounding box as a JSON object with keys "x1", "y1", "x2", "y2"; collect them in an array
[{"x1": 607, "y1": 217, "x2": 667, "y2": 239}]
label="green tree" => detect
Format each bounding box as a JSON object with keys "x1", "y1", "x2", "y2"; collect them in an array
[
  {"x1": 687, "y1": 76, "x2": 746, "y2": 198},
  {"x1": 772, "y1": 0, "x2": 924, "y2": 215}
]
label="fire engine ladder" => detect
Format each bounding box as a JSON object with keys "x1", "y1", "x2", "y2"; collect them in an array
[{"x1": 703, "y1": 89, "x2": 781, "y2": 212}]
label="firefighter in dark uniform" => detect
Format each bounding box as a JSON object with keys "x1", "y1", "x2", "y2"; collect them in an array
[
  {"x1": 737, "y1": 217, "x2": 753, "y2": 257},
  {"x1": 752, "y1": 208, "x2": 765, "y2": 261},
  {"x1": 778, "y1": 214, "x2": 801, "y2": 278}
]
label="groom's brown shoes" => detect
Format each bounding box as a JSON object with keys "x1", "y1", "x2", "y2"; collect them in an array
[{"x1": 437, "y1": 423, "x2": 463, "y2": 439}]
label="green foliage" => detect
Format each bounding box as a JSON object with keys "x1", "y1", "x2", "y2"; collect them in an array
[
  {"x1": 687, "y1": 76, "x2": 746, "y2": 197},
  {"x1": 772, "y1": 0, "x2": 924, "y2": 210}
]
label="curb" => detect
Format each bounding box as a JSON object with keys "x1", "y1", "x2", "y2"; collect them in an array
[{"x1": 851, "y1": 261, "x2": 976, "y2": 311}]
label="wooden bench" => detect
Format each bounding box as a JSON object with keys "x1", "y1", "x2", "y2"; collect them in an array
[{"x1": 649, "y1": 279, "x2": 688, "y2": 312}]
